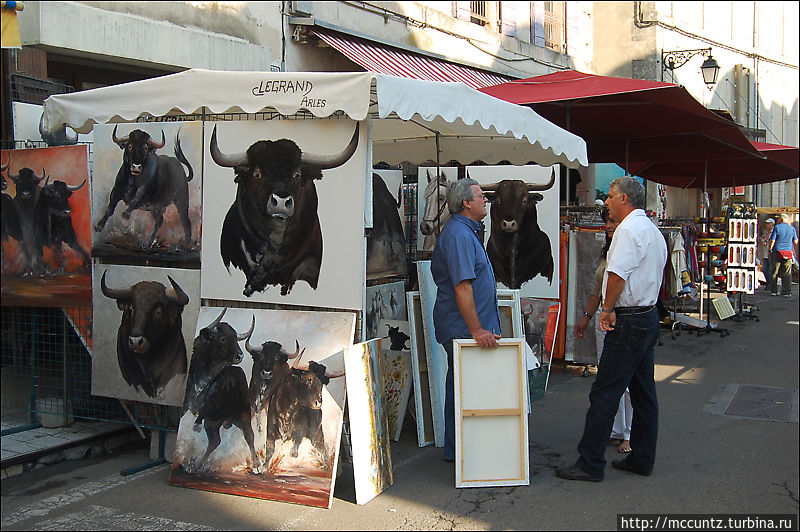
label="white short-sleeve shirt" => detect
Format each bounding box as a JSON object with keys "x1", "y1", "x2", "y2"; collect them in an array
[{"x1": 603, "y1": 209, "x2": 668, "y2": 307}]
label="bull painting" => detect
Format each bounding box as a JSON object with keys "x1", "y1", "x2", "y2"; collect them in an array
[
  {"x1": 95, "y1": 126, "x2": 194, "y2": 250},
  {"x1": 100, "y1": 269, "x2": 190, "y2": 398},
  {"x1": 183, "y1": 308, "x2": 254, "y2": 415},
  {"x1": 483, "y1": 168, "x2": 557, "y2": 289},
  {"x1": 210, "y1": 123, "x2": 359, "y2": 297},
  {"x1": 366, "y1": 171, "x2": 406, "y2": 279},
  {"x1": 264, "y1": 359, "x2": 344, "y2": 467},
  {"x1": 169, "y1": 307, "x2": 355, "y2": 508},
  {"x1": 35, "y1": 179, "x2": 90, "y2": 271}
]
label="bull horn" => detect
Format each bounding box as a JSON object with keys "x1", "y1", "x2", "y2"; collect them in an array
[
  {"x1": 300, "y1": 122, "x2": 359, "y2": 170},
  {"x1": 324, "y1": 367, "x2": 345, "y2": 379},
  {"x1": 292, "y1": 347, "x2": 308, "y2": 369},
  {"x1": 526, "y1": 168, "x2": 557, "y2": 191},
  {"x1": 237, "y1": 315, "x2": 256, "y2": 342},
  {"x1": 1, "y1": 153, "x2": 9, "y2": 172},
  {"x1": 100, "y1": 270, "x2": 132, "y2": 301},
  {"x1": 208, "y1": 308, "x2": 227, "y2": 329},
  {"x1": 280, "y1": 340, "x2": 302, "y2": 360},
  {"x1": 67, "y1": 179, "x2": 86, "y2": 192},
  {"x1": 147, "y1": 130, "x2": 166, "y2": 150},
  {"x1": 33, "y1": 168, "x2": 46, "y2": 182},
  {"x1": 165, "y1": 275, "x2": 190, "y2": 306},
  {"x1": 481, "y1": 182, "x2": 501, "y2": 192},
  {"x1": 112, "y1": 125, "x2": 129, "y2": 146},
  {"x1": 209, "y1": 124, "x2": 248, "y2": 168},
  {"x1": 244, "y1": 323, "x2": 260, "y2": 356}
]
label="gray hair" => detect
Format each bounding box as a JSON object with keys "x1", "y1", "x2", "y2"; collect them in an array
[
  {"x1": 447, "y1": 178, "x2": 479, "y2": 214},
  {"x1": 781, "y1": 213, "x2": 792, "y2": 222},
  {"x1": 609, "y1": 177, "x2": 646, "y2": 209}
]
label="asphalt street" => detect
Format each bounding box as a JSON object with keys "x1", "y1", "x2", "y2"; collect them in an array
[{"x1": 2, "y1": 290, "x2": 798, "y2": 531}]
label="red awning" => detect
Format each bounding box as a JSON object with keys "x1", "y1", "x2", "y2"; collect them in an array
[
  {"x1": 479, "y1": 70, "x2": 762, "y2": 164},
  {"x1": 626, "y1": 141, "x2": 799, "y2": 188},
  {"x1": 312, "y1": 28, "x2": 513, "y2": 90}
]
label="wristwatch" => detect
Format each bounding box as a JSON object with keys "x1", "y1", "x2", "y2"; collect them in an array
[
  {"x1": 583, "y1": 312, "x2": 593, "y2": 318},
  {"x1": 601, "y1": 308, "x2": 614, "y2": 313}
]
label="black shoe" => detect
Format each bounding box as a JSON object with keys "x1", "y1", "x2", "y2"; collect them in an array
[
  {"x1": 611, "y1": 458, "x2": 652, "y2": 476},
  {"x1": 555, "y1": 464, "x2": 603, "y2": 482}
]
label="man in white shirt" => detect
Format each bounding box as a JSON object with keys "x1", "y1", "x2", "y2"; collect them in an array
[{"x1": 557, "y1": 177, "x2": 667, "y2": 481}]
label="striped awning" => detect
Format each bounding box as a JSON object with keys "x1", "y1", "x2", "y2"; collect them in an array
[{"x1": 312, "y1": 27, "x2": 513, "y2": 90}]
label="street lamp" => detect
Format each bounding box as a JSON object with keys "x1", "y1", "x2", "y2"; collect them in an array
[{"x1": 662, "y1": 47, "x2": 720, "y2": 89}]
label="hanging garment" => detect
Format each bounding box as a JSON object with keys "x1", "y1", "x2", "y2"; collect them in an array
[{"x1": 669, "y1": 231, "x2": 691, "y2": 296}]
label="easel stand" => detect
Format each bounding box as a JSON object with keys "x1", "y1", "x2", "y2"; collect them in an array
[
  {"x1": 733, "y1": 291, "x2": 759, "y2": 322},
  {"x1": 697, "y1": 280, "x2": 728, "y2": 337}
]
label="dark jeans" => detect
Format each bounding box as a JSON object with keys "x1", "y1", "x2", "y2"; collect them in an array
[
  {"x1": 442, "y1": 340, "x2": 455, "y2": 460},
  {"x1": 575, "y1": 308, "x2": 660, "y2": 477},
  {"x1": 770, "y1": 251, "x2": 793, "y2": 295}
]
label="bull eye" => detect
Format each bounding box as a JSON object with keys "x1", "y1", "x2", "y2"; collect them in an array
[
  {"x1": 153, "y1": 306, "x2": 162, "y2": 319},
  {"x1": 253, "y1": 168, "x2": 262, "y2": 180},
  {"x1": 292, "y1": 169, "x2": 301, "y2": 182}
]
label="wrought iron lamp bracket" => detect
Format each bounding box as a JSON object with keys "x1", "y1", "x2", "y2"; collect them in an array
[{"x1": 662, "y1": 47, "x2": 712, "y2": 71}]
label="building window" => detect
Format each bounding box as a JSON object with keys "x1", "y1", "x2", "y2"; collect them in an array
[
  {"x1": 470, "y1": 1, "x2": 489, "y2": 26},
  {"x1": 544, "y1": 1, "x2": 565, "y2": 52}
]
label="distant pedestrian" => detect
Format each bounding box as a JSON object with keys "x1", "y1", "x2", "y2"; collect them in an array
[
  {"x1": 768, "y1": 213, "x2": 799, "y2": 297},
  {"x1": 759, "y1": 217, "x2": 775, "y2": 289},
  {"x1": 431, "y1": 178, "x2": 501, "y2": 463},
  {"x1": 556, "y1": 177, "x2": 667, "y2": 482}
]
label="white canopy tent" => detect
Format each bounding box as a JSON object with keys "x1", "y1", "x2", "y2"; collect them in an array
[{"x1": 42, "y1": 69, "x2": 587, "y2": 168}]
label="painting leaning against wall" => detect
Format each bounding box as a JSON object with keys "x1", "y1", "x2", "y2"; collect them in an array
[
  {"x1": 343, "y1": 338, "x2": 394, "y2": 505},
  {"x1": 169, "y1": 307, "x2": 356, "y2": 509},
  {"x1": 1, "y1": 145, "x2": 92, "y2": 307}
]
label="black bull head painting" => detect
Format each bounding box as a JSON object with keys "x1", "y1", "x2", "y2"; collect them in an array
[
  {"x1": 482, "y1": 168, "x2": 557, "y2": 289},
  {"x1": 101, "y1": 270, "x2": 190, "y2": 398},
  {"x1": 210, "y1": 123, "x2": 359, "y2": 297}
]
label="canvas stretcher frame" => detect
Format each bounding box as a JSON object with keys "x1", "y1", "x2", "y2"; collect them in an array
[
  {"x1": 454, "y1": 338, "x2": 529, "y2": 488},
  {"x1": 406, "y1": 291, "x2": 435, "y2": 447}
]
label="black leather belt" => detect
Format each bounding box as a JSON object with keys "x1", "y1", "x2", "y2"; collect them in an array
[{"x1": 614, "y1": 305, "x2": 655, "y2": 315}]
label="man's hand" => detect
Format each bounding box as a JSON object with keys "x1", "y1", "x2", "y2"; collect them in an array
[
  {"x1": 472, "y1": 327, "x2": 501, "y2": 349},
  {"x1": 598, "y1": 310, "x2": 616, "y2": 332},
  {"x1": 574, "y1": 315, "x2": 590, "y2": 339}
]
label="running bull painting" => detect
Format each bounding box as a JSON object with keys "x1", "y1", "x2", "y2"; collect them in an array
[
  {"x1": 1, "y1": 145, "x2": 92, "y2": 308},
  {"x1": 170, "y1": 307, "x2": 356, "y2": 509},
  {"x1": 90, "y1": 122, "x2": 202, "y2": 263},
  {"x1": 201, "y1": 120, "x2": 366, "y2": 310}
]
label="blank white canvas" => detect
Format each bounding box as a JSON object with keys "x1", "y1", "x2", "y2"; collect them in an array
[{"x1": 454, "y1": 339, "x2": 529, "y2": 488}]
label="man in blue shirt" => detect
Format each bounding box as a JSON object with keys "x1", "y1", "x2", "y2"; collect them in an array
[
  {"x1": 431, "y1": 178, "x2": 501, "y2": 462},
  {"x1": 768, "y1": 213, "x2": 799, "y2": 297}
]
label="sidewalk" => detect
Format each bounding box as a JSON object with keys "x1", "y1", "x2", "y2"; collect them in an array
[{"x1": 1, "y1": 290, "x2": 797, "y2": 530}]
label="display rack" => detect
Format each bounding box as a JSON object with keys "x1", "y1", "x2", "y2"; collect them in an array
[
  {"x1": 694, "y1": 214, "x2": 729, "y2": 337},
  {"x1": 725, "y1": 202, "x2": 759, "y2": 322}
]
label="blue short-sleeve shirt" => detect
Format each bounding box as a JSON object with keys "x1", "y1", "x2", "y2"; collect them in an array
[
  {"x1": 431, "y1": 214, "x2": 501, "y2": 344},
  {"x1": 769, "y1": 223, "x2": 798, "y2": 252}
]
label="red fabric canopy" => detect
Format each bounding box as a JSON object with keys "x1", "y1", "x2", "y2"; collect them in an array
[
  {"x1": 479, "y1": 70, "x2": 762, "y2": 164},
  {"x1": 626, "y1": 141, "x2": 799, "y2": 188}
]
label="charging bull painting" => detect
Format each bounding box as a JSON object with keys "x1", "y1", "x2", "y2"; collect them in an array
[
  {"x1": 90, "y1": 122, "x2": 202, "y2": 263},
  {"x1": 201, "y1": 120, "x2": 366, "y2": 310},
  {"x1": 467, "y1": 165, "x2": 561, "y2": 300},
  {"x1": 367, "y1": 169, "x2": 406, "y2": 279},
  {"x1": 170, "y1": 307, "x2": 356, "y2": 509},
  {"x1": 92, "y1": 265, "x2": 200, "y2": 406},
  {"x1": 1, "y1": 145, "x2": 92, "y2": 308}
]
